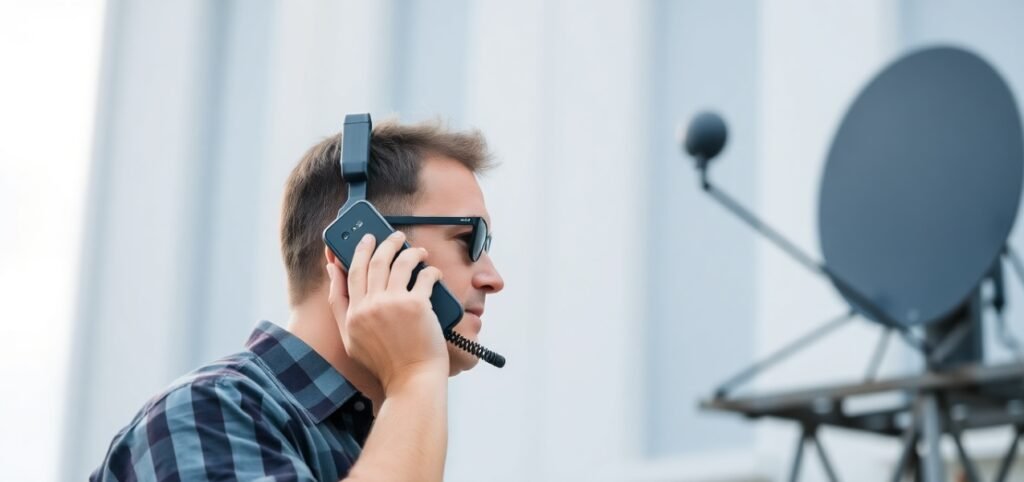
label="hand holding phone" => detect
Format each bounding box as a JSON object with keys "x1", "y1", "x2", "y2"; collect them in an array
[
  {"x1": 324, "y1": 194, "x2": 505, "y2": 369},
  {"x1": 324, "y1": 200, "x2": 465, "y2": 330},
  {"x1": 326, "y1": 231, "x2": 449, "y2": 393}
]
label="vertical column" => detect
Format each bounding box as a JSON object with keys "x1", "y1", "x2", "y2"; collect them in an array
[
  {"x1": 254, "y1": 0, "x2": 397, "y2": 324},
  {"x1": 190, "y1": 1, "x2": 276, "y2": 364},
  {"x1": 63, "y1": 0, "x2": 232, "y2": 477},
  {"x1": 453, "y1": 2, "x2": 547, "y2": 481},
  {"x1": 459, "y1": 1, "x2": 652, "y2": 480},
  {"x1": 643, "y1": 0, "x2": 759, "y2": 459},
  {"x1": 755, "y1": 0, "x2": 901, "y2": 479}
]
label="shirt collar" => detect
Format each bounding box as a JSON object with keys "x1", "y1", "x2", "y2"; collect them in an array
[{"x1": 245, "y1": 320, "x2": 358, "y2": 423}]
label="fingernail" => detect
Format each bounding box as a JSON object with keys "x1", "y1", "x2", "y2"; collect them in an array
[
  {"x1": 389, "y1": 231, "x2": 404, "y2": 240},
  {"x1": 361, "y1": 234, "x2": 374, "y2": 245}
]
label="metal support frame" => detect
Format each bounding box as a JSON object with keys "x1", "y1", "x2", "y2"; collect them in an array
[
  {"x1": 919, "y1": 394, "x2": 947, "y2": 482},
  {"x1": 891, "y1": 423, "x2": 920, "y2": 482},
  {"x1": 704, "y1": 361, "x2": 1024, "y2": 482},
  {"x1": 866, "y1": 327, "x2": 893, "y2": 382},
  {"x1": 995, "y1": 425, "x2": 1023, "y2": 482},
  {"x1": 938, "y1": 395, "x2": 981, "y2": 482},
  {"x1": 789, "y1": 425, "x2": 839, "y2": 482},
  {"x1": 694, "y1": 161, "x2": 1024, "y2": 482},
  {"x1": 715, "y1": 311, "x2": 856, "y2": 398},
  {"x1": 886, "y1": 394, "x2": 983, "y2": 482}
]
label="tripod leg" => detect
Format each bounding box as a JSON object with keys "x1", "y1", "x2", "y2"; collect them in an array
[
  {"x1": 949, "y1": 430, "x2": 980, "y2": 482},
  {"x1": 810, "y1": 430, "x2": 840, "y2": 482},
  {"x1": 789, "y1": 429, "x2": 808, "y2": 482},
  {"x1": 995, "y1": 425, "x2": 1022, "y2": 482},
  {"x1": 911, "y1": 440, "x2": 923, "y2": 482},
  {"x1": 892, "y1": 426, "x2": 920, "y2": 482},
  {"x1": 938, "y1": 395, "x2": 980, "y2": 482}
]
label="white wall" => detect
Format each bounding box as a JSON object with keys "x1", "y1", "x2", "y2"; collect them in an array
[
  {"x1": 59, "y1": 1, "x2": 1024, "y2": 481},
  {"x1": 754, "y1": 2, "x2": 905, "y2": 480},
  {"x1": 643, "y1": 0, "x2": 759, "y2": 461},
  {"x1": 62, "y1": 1, "x2": 653, "y2": 480},
  {"x1": 0, "y1": 2, "x2": 103, "y2": 481}
]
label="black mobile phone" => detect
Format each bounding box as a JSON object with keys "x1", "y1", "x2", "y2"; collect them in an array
[{"x1": 323, "y1": 199, "x2": 464, "y2": 331}]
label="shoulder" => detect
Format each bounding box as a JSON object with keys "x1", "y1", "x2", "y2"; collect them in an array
[
  {"x1": 138, "y1": 352, "x2": 276, "y2": 425},
  {"x1": 91, "y1": 353, "x2": 310, "y2": 481}
]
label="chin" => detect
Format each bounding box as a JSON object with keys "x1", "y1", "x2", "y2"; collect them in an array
[
  {"x1": 448, "y1": 347, "x2": 480, "y2": 376},
  {"x1": 446, "y1": 321, "x2": 483, "y2": 375}
]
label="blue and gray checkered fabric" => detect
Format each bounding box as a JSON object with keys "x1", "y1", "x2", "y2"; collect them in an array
[{"x1": 91, "y1": 321, "x2": 373, "y2": 481}]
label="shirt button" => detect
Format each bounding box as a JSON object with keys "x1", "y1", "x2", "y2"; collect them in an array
[{"x1": 354, "y1": 401, "x2": 366, "y2": 412}]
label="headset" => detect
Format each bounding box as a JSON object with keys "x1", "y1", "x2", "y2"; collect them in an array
[{"x1": 322, "y1": 113, "x2": 506, "y2": 368}]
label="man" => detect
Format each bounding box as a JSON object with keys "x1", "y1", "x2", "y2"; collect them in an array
[{"x1": 92, "y1": 120, "x2": 506, "y2": 481}]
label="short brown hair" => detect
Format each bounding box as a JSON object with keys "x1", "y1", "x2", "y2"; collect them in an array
[{"x1": 280, "y1": 119, "x2": 493, "y2": 305}]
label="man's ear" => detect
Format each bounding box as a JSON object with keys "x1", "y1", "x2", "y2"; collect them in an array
[{"x1": 324, "y1": 245, "x2": 339, "y2": 265}]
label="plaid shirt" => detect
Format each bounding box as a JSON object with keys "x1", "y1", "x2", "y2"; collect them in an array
[{"x1": 91, "y1": 321, "x2": 374, "y2": 481}]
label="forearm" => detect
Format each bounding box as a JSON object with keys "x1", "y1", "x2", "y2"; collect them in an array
[{"x1": 342, "y1": 371, "x2": 448, "y2": 482}]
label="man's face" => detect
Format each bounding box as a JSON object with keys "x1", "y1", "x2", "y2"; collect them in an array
[{"x1": 404, "y1": 155, "x2": 505, "y2": 375}]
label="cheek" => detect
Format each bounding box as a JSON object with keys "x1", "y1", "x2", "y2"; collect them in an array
[
  {"x1": 437, "y1": 262, "x2": 474, "y2": 299},
  {"x1": 421, "y1": 243, "x2": 473, "y2": 294}
]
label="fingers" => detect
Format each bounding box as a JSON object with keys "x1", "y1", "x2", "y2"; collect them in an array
[
  {"x1": 411, "y1": 266, "x2": 442, "y2": 298},
  {"x1": 347, "y1": 234, "x2": 376, "y2": 305},
  {"x1": 367, "y1": 231, "x2": 407, "y2": 293},
  {"x1": 388, "y1": 247, "x2": 429, "y2": 292}
]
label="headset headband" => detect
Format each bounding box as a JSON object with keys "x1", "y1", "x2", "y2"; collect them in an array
[{"x1": 340, "y1": 113, "x2": 372, "y2": 209}]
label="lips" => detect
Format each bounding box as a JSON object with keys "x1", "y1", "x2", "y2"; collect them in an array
[{"x1": 461, "y1": 307, "x2": 484, "y2": 334}]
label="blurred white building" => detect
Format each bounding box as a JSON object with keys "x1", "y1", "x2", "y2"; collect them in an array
[{"x1": 5, "y1": 1, "x2": 1024, "y2": 481}]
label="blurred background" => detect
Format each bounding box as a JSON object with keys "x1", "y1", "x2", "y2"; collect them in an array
[{"x1": 6, "y1": 0, "x2": 1024, "y2": 481}]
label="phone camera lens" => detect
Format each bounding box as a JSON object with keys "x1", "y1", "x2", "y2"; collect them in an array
[{"x1": 341, "y1": 231, "x2": 351, "y2": 240}]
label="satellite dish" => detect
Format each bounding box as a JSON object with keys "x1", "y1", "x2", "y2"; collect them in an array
[
  {"x1": 819, "y1": 46, "x2": 1024, "y2": 328},
  {"x1": 686, "y1": 47, "x2": 1024, "y2": 480}
]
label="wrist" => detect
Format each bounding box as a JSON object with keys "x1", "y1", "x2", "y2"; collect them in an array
[{"x1": 384, "y1": 361, "x2": 448, "y2": 397}]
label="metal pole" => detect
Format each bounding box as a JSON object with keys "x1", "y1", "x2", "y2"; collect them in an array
[
  {"x1": 995, "y1": 425, "x2": 1022, "y2": 482},
  {"x1": 891, "y1": 425, "x2": 919, "y2": 482},
  {"x1": 866, "y1": 327, "x2": 892, "y2": 382},
  {"x1": 811, "y1": 430, "x2": 840, "y2": 482},
  {"x1": 702, "y1": 179, "x2": 930, "y2": 352},
  {"x1": 938, "y1": 395, "x2": 980, "y2": 482},
  {"x1": 927, "y1": 315, "x2": 981, "y2": 368},
  {"x1": 705, "y1": 183, "x2": 822, "y2": 275},
  {"x1": 920, "y1": 394, "x2": 947, "y2": 482},
  {"x1": 715, "y1": 311, "x2": 855, "y2": 397},
  {"x1": 948, "y1": 430, "x2": 980, "y2": 482},
  {"x1": 789, "y1": 429, "x2": 808, "y2": 482}
]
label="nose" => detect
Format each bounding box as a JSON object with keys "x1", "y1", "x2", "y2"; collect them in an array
[{"x1": 472, "y1": 252, "x2": 505, "y2": 294}]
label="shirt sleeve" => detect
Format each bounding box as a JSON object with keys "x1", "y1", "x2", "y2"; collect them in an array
[{"x1": 91, "y1": 377, "x2": 317, "y2": 482}]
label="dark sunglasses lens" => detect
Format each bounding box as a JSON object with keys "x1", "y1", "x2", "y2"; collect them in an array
[{"x1": 472, "y1": 218, "x2": 488, "y2": 261}]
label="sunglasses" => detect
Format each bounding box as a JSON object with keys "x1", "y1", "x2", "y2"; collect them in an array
[{"x1": 384, "y1": 216, "x2": 492, "y2": 262}]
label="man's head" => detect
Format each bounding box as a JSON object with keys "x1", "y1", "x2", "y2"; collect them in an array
[{"x1": 280, "y1": 120, "x2": 505, "y2": 375}]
